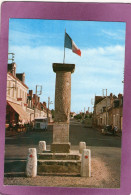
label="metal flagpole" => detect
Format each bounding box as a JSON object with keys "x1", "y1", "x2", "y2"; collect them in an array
[{"x1": 63, "y1": 28, "x2": 66, "y2": 64}]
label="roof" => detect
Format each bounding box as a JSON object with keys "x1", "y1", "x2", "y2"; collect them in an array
[
  {"x1": 95, "y1": 96, "x2": 105, "y2": 105},
  {"x1": 8, "y1": 72, "x2": 28, "y2": 89}
]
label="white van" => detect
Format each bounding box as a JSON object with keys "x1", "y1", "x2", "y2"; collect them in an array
[{"x1": 34, "y1": 117, "x2": 48, "y2": 130}]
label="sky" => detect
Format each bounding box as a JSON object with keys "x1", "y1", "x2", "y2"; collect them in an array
[{"x1": 8, "y1": 19, "x2": 126, "y2": 113}]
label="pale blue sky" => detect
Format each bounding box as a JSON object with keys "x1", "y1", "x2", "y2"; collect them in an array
[{"x1": 8, "y1": 19, "x2": 126, "y2": 113}]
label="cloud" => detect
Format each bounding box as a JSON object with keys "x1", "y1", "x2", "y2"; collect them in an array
[
  {"x1": 9, "y1": 44, "x2": 125, "y2": 112},
  {"x1": 101, "y1": 29, "x2": 125, "y2": 40},
  {"x1": 9, "y1": 29, "x2": 63, "y2": 47}
]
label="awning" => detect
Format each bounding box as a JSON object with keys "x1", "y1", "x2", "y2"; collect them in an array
[{"x1": 7, "y1": 101, "x2": 29, "y2": 121}]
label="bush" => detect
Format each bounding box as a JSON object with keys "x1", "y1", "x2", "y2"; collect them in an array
[{"x1": 74, "y1": 114, "x2": 82, "y2": 120}]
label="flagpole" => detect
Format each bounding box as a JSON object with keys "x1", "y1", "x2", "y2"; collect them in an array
[{"x1": 63, "y1": 28, "x2": 66, "y2": 64}]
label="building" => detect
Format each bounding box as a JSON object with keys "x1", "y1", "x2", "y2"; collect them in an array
[
  {"x1": 70, "y1": 112, "x2": 76, "y2": 118},
  {"x1": 108, "y1": 94, "x2": 123, "y2": 131},
  {"x1": 93, "y1": 95, "x2": 110, "y2": 126},
  {"x1": 27, "y1": 90, "x2": 52, "y2": 122},
  {"x1": 6, "y1": 62, "x2": 52, "y2": 128},
  {"x1": 93, "y1": 93, "x2": 123, "y2": 131},
  {"x1": 6, "y1": 63, "x2": 29, "y2": 126}
]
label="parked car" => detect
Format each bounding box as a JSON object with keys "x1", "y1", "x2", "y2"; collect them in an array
[{"x1": 34, "y1": 117, "x2": 48, "y2": 131}]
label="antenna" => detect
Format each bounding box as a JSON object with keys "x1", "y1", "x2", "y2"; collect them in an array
[{"x1": 8, "y1": 53, "x2": 15, "y2": 63}]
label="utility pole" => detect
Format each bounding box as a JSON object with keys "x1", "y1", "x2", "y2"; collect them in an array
[
  {"x1": 34, "y1": 85, "x2": 42, "y2": 119},
  {"x1": 103, "y1": 89, "x2": 108, "y2": 125},
  {"x1": 84, "y1": 107, "x2": 85, "y2": 119},
  {"x1": 91, "y1": 98, "x2": 94, "y2": 113},
  {"x1": 47, "y1": 97, "x2": 53, "y2": 119}
]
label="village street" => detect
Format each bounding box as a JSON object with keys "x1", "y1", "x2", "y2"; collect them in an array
[{"x1": 4, "y1": 119, "x2": 121, "y2": 188}]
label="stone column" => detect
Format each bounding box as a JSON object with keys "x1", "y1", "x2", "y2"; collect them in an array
[{"x1": 51, "y1": 63, "x2": 75, "y2": 153}]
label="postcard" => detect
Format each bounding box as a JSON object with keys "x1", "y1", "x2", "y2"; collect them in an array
[{"x1": 0, "y1": 1, "x2": 131, "y2": 195}]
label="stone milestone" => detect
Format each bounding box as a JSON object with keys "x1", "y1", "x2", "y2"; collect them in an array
[{"x1": 51, "y1": 63, "x2": 75, "y2": 153}]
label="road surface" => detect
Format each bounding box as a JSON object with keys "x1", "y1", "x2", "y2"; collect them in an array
[{"x1": 4, "y1": 119, "x2": 121, "y2": 188}]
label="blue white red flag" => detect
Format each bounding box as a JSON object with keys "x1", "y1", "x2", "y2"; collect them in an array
[{"x1": 64, "y1": 32, "x2": 81, "y2": 56}]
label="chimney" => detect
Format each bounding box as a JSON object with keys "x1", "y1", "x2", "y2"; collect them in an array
[
  {"x1": 43, "y1": 102, "x2": 47, "y2": 107},
  {"x1": 22, "y1": 73, "x2": 25, "y2": 83},
  {"x1": 8, "y1": 63, "x2": 16, "y2": 76},
  {"x1": 118, "y1": 93, "x2": 122, "y2": 99},
  {"x1": 110, "y1": 93, "x2": 113, "y2": 98},
  {"x1": 33, "y1": 94, "x2": 39, "y2": 104},
  {"x1": 16, "y1": 73, "x2": 25, "y2": 83},
  {"x1": 38, "y1": 97, "x2": 40, "y2": 103},
  {"x1": 110, "y1": 93, "x2": 114, "y2": 106},
  {"x1": 29, "y1": 90, "x2": 33, "y2": 98}
]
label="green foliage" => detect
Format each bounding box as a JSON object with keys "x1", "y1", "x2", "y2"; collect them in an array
[
  {"x1": 74, "y1": 113, "x2": 92, "y2": 120},
  {"x1": 74, "y1": 114, "x2": 82, "y2": 119}
]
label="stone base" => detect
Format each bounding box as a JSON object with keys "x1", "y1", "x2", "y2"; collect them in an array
[
  {"x1": 51, "y1": 143, "x2": 71, "y2": 153},
  {"x1": 53, "y1": 123, "x2": 69, "y2": 143},
  {"x1": 37, "y1": 150, "x2": 81, "y2": 174}
]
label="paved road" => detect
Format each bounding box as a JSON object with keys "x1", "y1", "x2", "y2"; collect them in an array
[
  {"x1": 70, "y1": 119, "x2": 121, "y2": 148},
  {"x1": 4, "y1": 119, "x2": 121, "y2": 188},
  {"x1": 5, "y1": 119, "x2": 121, "y2": 158}
]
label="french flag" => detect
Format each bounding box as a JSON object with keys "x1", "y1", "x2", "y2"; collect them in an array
[{"x1": 64, "y1": 32, "x2": 81, "y2": 56}]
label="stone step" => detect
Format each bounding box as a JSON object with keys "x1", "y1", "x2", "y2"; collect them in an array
[
  {"x1": 37, "y1": 160, "x2": 81, "y2": 173},
  {"x1": 37, "y1": 153, "x2": 81, "y2": 160}
]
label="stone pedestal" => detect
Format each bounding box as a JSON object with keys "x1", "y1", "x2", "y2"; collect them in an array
[{"x1": 51, "y1": 63, "x2": 75, "y2": 153}]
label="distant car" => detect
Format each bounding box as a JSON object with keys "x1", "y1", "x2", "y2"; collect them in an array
[{"x1": 34, "y1": 117, "x2": 48, "y2": 130}]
